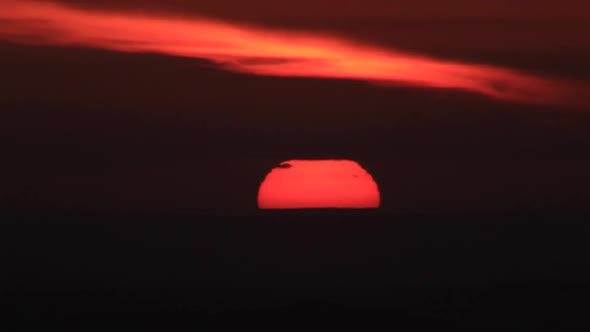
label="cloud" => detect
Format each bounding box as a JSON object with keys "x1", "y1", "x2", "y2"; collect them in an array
[
  {"x1": 0, "y1": 0, "x2": 587, "y2": 108},
  {"x1": 48, "y1": 0, "x2": 590, "y2": 20}
]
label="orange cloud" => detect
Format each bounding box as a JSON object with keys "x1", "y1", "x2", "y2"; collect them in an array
[{"x1": 0, "y1": 0, "x2": 586, "y2": 107}]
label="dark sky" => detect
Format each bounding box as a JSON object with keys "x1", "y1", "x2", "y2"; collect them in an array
[
  {"x1": 55, "y1": 0, "x2": 590, "y2": 19},
  {"x1": 1, "y1": 0, "x2": 590, "y2": 215}
]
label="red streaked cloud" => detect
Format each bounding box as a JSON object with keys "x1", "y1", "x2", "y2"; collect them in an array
[{"x1": 0, "y1": 0, "x2": 586, "y2": 107}]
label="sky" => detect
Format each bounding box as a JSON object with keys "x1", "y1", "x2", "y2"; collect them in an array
[
  {"x1": 1, "y1": 0, "x2": 590, "y2": 214},
  {"x1": 24, "y1": 1, "x2": 590, "y2": 58},
  {"x1": 51, "y1": 0, "x2": 590, "y2": 19}
]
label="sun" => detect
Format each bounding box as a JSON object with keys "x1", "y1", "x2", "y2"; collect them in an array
[{"x1": 258, "y1": 160, "x2": 381, "y2": 209}]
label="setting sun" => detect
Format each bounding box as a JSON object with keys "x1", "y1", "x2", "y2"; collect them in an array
[{"x1": 258, "y1": 160, "x2": 381, "y2": 209}]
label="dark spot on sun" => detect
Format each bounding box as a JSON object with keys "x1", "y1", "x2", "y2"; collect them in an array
[{"x1": 276, "y1": 163, "x2": 293, "y2": 169}]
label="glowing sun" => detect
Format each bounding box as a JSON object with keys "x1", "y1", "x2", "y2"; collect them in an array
[{"x1": 258, "y1": 160, "x2": 381, "y2": 209}]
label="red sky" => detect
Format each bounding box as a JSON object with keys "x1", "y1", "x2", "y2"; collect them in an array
[
  {"x1": 1, "y1": 0, "x2": 590, "y2": 214},
  {"x1": 52, "y1": 0, "x2": 590, "y2": 19},
  {"x1": 43, "y1": 1, "x2": 590, "y2": 61},
  {"x1": 1, "y1": 0, "x2": 586, "y2": 107}
]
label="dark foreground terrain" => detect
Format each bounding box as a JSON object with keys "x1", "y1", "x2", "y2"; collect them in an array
[{"x1": 2, "y1": 211, "x2": 590, "y2": 328}]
